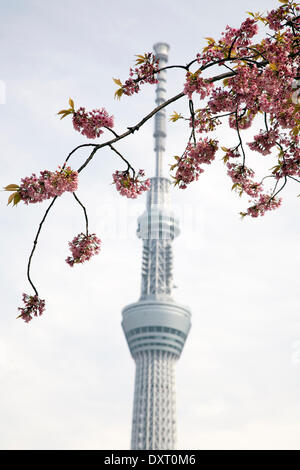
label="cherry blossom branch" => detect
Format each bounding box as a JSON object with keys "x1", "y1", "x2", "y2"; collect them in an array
[
  {"x1": 77, "y1": 145, "x2": 101, "y2": 174},
  {"x1": 271, "y1": 176, "x2": 287, "y2": 201},
  {"x1": 264, "y1": 113, "x2": 269, "y2": 133},
  {"x1": 212, "y1": 111, "x2": 235, "y2": 120},
  {"x1": 73, "y1": 192, "x2": 89, "y2": 235},
  {"x1": 228, "y1": 35, "x2": 239, "y2": 59},
  {"x1": 189, "y1": 99, "x2": 197, "y2": 146},
  {"x1": 288, "y1": 175, "x2": 300, "y2": 184},
  {"x1": 27, "y1": 196, "x2": 58, "y2": 296},
  {"x1": 24, "y1": 68, "x2": 240, "y2": 297},
  {"x1": 76, "y1": 70, "x2": 239, "y2": 174},
  {"x1": 13, "y1": 0, "x2": 300, "y2": 322},
  {"x1": 157, "y1": 64, "x2": 190, "y2": 72},
  {"x1": 62, "y1": 143, "x2": 99, "y2": 169},
  {"x1": 109, "y1": 144, "x2": 135, "y2": 177},
  {"x1": 235, "y1": 111, "x2": 246, "y2": 167},
  {"x1": 104, "y1": 126, "x2": 120, "y2": 138}
]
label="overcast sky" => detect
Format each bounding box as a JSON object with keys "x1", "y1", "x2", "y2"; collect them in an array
[{"x1": 1, "y1": 0, "x2": 300, "y2": 450}]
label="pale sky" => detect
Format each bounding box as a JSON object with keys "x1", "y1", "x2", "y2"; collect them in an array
[{"x1": 1, "y1": 0, "x2": 300, "y2": 450}]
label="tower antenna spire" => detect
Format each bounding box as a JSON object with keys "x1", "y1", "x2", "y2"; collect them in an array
[{"x1": 153, "y1": 43, "x2": 169, "y2": 177}]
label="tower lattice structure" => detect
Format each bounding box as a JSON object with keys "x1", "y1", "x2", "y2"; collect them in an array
[{"x1": 122, "y1": 43, "x2": 191, "y2": 450}]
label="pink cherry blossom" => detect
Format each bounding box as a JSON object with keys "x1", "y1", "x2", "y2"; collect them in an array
[
  {"x1": 73, "y1": 107, "x2": 114, "y2": 139},
  {"x1": 66, "y1": 233, "x2": 101, "y2": 267},
  {"x1": 197, "y1": 18, "x2": 258, "y2": 67},
  {"x1": 183, "y1": 72, "x2": 214, "y2": 100},
  {"x1": 113, "y1": 169, "x2": 151, "y2": 198},
  {"x1": 208, "y1": 88, "x2": 237, "y2": 114},
  {"x1": 17, "y1": 293, "x2": 45, "y2": 323},
  {"x1": 266, "y1": 5, "x2": 290, "y2": 31},
  {"x1": 173, "y1": 138, "x2": 218, "y2": 189},
  {"x1": 244, "y1": 194, "x2": 282, "y2": 218},
  {"x1": 121, "y1": 53, "x2": 159, "y2": 96},
  {"x1": 227, "y1": 162, "x2": 262, "y2": 197},
  {"x1": 247, "y1": 129, "x2": 279, "y2": 155},
  {"x1": 19, "y1": 166, "x2": 78, "y2": 204},
  {"x1": 72, "y1": 107, "x2": 114, "y2": 139},
  {"x1": 192, "y1": 107, "x2": 221, "y2": 133}
]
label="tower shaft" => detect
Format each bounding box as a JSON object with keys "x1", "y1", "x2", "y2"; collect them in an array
[{"x1": 131, "y1": 351, "x2": 177, "y2": 450}]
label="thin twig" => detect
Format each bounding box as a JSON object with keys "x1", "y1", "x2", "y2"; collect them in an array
[
  {"x1": 264, "y1": 113, "x2": 269, "y2": 133},
  {"x1": 271, "y1": 176, "x2": 287, "y2": 201},
  {"x1": 288, "y1": 175, "x2": 300, "y2": 184},
  {"x1": 62, "y1": 143, "x2": 100, "y2": 169},
  {"x1": 189, "y1": 99, "x2": 196, "y2": 146},
  {"x1": 235, "y1": 111, "x2": 246, "y2": 167},
  {"x1": 109, "y1": 144, "x2": 135, "y2": 178},
  {"x1": 73, "y1": 192, "x2": 89, "y2": 235},
  {"x1": 27, "y1": 196, "x2": 58, "y2": 296},
  {"x1": 104, "y1": 126, "x2": 120, "y2": 138}
]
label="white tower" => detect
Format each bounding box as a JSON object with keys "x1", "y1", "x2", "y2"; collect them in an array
[{"x1": 122, "y1": 43, "x2": 191, "y2": 450}]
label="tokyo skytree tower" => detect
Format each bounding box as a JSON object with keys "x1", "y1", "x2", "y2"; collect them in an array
[{"x1": 122, "y1": 43, "x2": 192, "y2": 450}]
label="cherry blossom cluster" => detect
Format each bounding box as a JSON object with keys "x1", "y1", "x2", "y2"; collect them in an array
[
  {"x1": 72, "y1": 107, "x2": 114, "y2": 139},
  {"x1": 243, "y1": 194, "x2": 282, "y2": 218},
  {"x1": 17, "y1": 293, "x2": 45, "y2": 323},
  {"x1": 222, "y1": 147, "x2": 241, "y2": 160},
  {"x1": 266, "y1": 4, "x2": 297, "y2": 31},
  {"x1": 247, "y1": 129, "x2": 279, "y2": 155},
  {"x1": 208, "y1": 88, "x2": 237, "y2": 114},
  {"x1": 273, "y1": 135, "x2": 300, "y2": 179},
  {"x1": 173, "y1": 139, "x2": 218, "y2": 189},
  {"x1": 194, "y1": 5, "x2": 299, "y2": 140},
  {"x1": 117, "y1": 53, "x2": 160, "y2": 97},
  {"x1": 196, "y1": 17, "x2": 259, "y2": 67},
  {"x1": 112, "y1": 169, "x2": 151, "y2": 198},
  {"x1": 227, "y1": 162, "x2": 262, "y2": 197},
  {"x1": 222, "y1": 18, "x2": 258, "y2": 55},
  {"x1": 228, "y1": 110, "x2": 256, "y2": 130},
  {"x1": 19, "y1": 166, "x2": 78, "y2": 204},
  {"x1": 66, "y1": 233, "x2": 101, "y2": 267},
  {"x1": 193, "y1": 107, "x2": 221, "y2": 133},
  {"x1": 183, "y1": 72, "x2": 214, "y2": 100}
]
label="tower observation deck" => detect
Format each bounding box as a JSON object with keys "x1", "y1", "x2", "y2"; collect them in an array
[{"x1": 121, "y1": 43, "x2": 192, "y2": 450}]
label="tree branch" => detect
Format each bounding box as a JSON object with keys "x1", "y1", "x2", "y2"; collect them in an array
[
  {"x1": 27, "y1": 196, "x2": 58, "y2": 296},
  {"x1": 73, "y1": 192, "x2": 89, "y2": 235}
]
